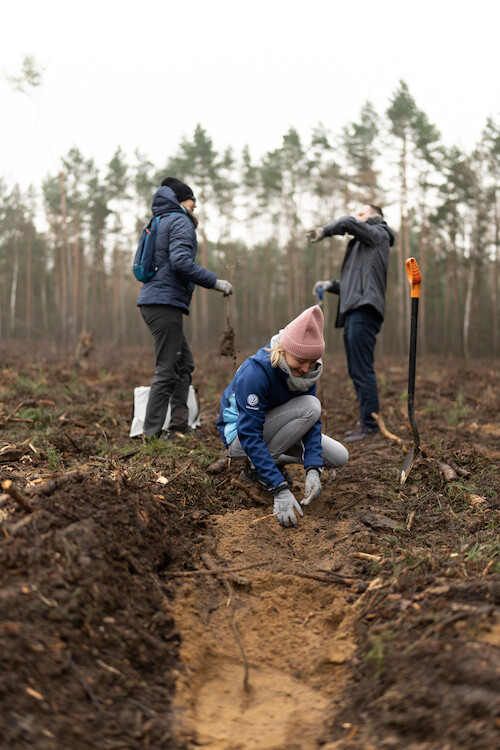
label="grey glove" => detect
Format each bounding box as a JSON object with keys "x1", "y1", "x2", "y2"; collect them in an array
[
  {"x1": 213, "y1": 279, "x2": 233, "y2": 296},
  {"x1": 312, "y1": 279, "x2": 334, "y2": 296},
  {"x1": 301, "y1": 469, "x2": 322, "y2": 506},
  {"x1": 305, "y1": 227, "x2": 325, "y2": 243},
  {"x1": 273, "y1": 488, "x2": 304, "y2": 528}
]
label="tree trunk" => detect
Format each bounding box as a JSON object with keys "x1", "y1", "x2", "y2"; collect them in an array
[
  {"x1": 26, "y1": 219, "x2": 33, "y2": 339},
  {"x1": 398, "y1": 132, "x2": 409, "y2": 354},
  {"x1": 493, "y1": 195, "x2": 499, "y2": 356},
  {"x1": 463, "y1": 254, "x2": 475, "y2": 360},
  {"x1": 59, "y1": 172, "x2": 69, "y2": 342}
]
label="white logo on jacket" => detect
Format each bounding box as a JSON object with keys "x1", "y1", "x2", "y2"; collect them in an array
[{"x1": 247, "y1": 393, "x2": 259, "y2": 407}]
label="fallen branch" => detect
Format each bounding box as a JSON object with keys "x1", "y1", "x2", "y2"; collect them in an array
[
  {"x1": 230, "y1": 478, "x2": 266, "y2": 505},
  {"x1": 0, "y1": 444, "x2": 23, "y2": 463},
  {"x1": 406, "y1": 509, "x2": 416, "y2": 531},
  {"x1": 166, "y1": 561, "x2": 267, "y2": 578},
  {"x1": 371, "y1": 412, "x2": 402, "y2": 443},
  {"x1": 154, "y1": 497, "x2": 179, "y2": 512},
  {"x1": 165, "y1": 460, "x2": 194, "y2": 485},
  {"x1": 353, "y1": 552, "x2": 381, "y2": 562},
  {"x1": 436, "y1": 460, "x2": 458, "y2": 482},
  {"x1": 0, "y1": 398, "x2": 30, "y2": 427},
  {"x1": 24, "y1": 471, "x2": 81, "y2": 496},
  {"x1": 206, "y1": 455, "x2": 230, "y2": 474},
  {"x1": 451, "y1": 463, "x2": 471, "y2": 477},
  {"x1": 127, "y1": 698, "x2": 171, "y2": 732},
  {"x1": 1, "y1": 480, "x2": 33, "y2": 513},
  {"x1": 200, "y1": 552, "x2": 250, "y2": 586},
  {"x1": 293, "y1": 569, "x2": 367, "y2": 591}
]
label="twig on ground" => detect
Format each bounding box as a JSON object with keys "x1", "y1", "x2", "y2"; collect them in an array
[
  {"x1": 406, "y1": 509, "x2": 416, "y2": 531},
  {"x1": 353, "y1": 552, "x2": 382, "y2": 562},
  {"x1": 230, "y1": 478, "x2": 266, "y2": 504},
  {"x1": 252, "y1": 511, "x2": 280, "y2": 523},
  {"x1": 0, "y1": 398, "x2": 30, "y2": 427},
  {"x1": 371, "y1": 412, "x2": 402, "y2": 443},
  {"x1": 127, "y1": 698, "x2": 171, "y2": 732},
  {"x1": 24, "y1": 471, "x2": 81, "y2": 497},
  {"x1": 200, "y1": 552, "x2": 250, "y2": 586},
  {"x1": 166, "y1": 460, "x2": 194, "y2": 484},
  {"x1": 293, "y1": 569, "x2": 367, "y2": 591},
  {"x1": 66, "y1": 652, "x2": 102, "y2": 711},
  {"x1": 1, "y1": 480, "x2": 33, "y2": 513},
  {"x1": 436, "y1": 460, "x2": 458, "y2": 482},
  {"x1": 166, "y1": 561, "x2": 267, "y2": 578},
  {"x1": 206, "y1": 455, "x2": 230, "y2": 474}
]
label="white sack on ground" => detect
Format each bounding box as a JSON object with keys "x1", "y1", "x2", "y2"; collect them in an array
[{"x1": 129, "y1": 385, "x2": 201, "y2": 437}]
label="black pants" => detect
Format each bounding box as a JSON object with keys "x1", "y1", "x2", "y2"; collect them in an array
[
  {"x1": 343, "y1": 306, "x2": 382, "y2": 430},
  {"x1": 140, "y1": 305, "x2": 194, "y2": 437}
]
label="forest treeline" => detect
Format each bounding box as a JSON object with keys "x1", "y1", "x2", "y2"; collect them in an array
[{"x1": 1, "y1": 80, "x2": 499, "y2": 359}]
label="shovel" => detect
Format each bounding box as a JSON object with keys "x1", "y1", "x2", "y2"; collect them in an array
[{"x1": 398, "y1": 257, "x2": 422, "y2": 484}]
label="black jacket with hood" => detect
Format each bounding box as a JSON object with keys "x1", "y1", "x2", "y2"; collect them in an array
[{"x1": 324, "y1": 215, "x2": 395, "y2": 327}]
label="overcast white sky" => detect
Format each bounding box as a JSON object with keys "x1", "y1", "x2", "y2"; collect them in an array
[{"x1": 1, "y1": 0, "x2": 499, "y2": 194}]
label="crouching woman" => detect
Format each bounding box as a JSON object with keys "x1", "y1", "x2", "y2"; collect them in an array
[{"x1": 216, "y1": 306, "x2": 348, "y2": 528}]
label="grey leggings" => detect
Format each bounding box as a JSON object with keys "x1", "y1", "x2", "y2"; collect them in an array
[{"x1": 228, "y1": 395, "x2": 349, "y2": 468}]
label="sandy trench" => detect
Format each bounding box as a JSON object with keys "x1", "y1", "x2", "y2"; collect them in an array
[{"x1": 170, "y1": 468, "x2": 357, "y2": 750}]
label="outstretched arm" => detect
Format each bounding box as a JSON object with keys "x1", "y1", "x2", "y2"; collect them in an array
[{"x1": 323, "y1": 216, "x2": 380, "y2": 246}]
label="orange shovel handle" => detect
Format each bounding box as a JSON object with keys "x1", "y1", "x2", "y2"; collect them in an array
[{"x1": 405, "y1": 257, "x2": 421, "y2": 298}]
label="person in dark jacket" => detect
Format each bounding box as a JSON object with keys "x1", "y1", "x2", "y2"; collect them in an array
[
  {"x1": 217, "y1": 306, "x2": 348, "y2": 527},
  {"x1": 138, "y1": 177, "x2": 233, "y2": 439},
  {"x1": 306, "y1": 204, "x2": 395, "y2": 442}
]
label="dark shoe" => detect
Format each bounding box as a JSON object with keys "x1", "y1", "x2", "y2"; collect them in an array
[
  {"x1": 239, "y1": 462, "x2": 294, "y2": 488},
  {"x1": 163, "y1": 426, "x2": 195, "y2": 443},
  {"x1": 239, "y1": 463, "x2": 268, "y2": 488},
  {"x1": 344, "y1": 420, "x2": 361, "y2": 436},
  {"x1": 277, "y1": 466, "x2": 294, "y2": 487},
  {"x1": 344, "y1": 424, "x2": 379, "y2": 443}
]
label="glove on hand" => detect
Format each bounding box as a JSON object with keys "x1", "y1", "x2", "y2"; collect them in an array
[
  {"x1": 301, "y1": 469, "x2": 322, "y2": 506},
  {"x1": 305, "y1": 227, "x2": 325, "y2": 243},
  {"x1": 213, "y1": 279, "x2": 233, "y2": 296},
  {"x1": 273, "y1": 488, "x2": 304, "y2": 528},
  {"x1": 312, "y1": 279, "x2": 333, "y2": 296}
]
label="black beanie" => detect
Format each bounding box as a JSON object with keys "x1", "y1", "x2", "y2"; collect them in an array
[{"x1": 161, "y1": 176, "x2": 195, "y2": 203}]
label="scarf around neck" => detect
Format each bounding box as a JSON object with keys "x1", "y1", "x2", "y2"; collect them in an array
[{"x1": 269, "y1": 332, "x2": 323, "y2": 392}]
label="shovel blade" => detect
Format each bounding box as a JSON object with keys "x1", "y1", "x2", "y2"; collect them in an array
[{"x1": 398, "y1": 446, "x2": 421, "y2": 484}]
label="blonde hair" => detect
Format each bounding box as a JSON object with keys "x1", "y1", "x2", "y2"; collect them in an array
[{"x1": 266, "y1": 342, "x2": 286, "y2": 368}]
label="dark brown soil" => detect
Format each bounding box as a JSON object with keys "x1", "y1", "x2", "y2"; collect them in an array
[{"x1": 0, "y1": 344, "x2": 499, "y2": 749}]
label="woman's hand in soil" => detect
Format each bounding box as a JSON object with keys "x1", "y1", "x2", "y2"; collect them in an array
[
  {"x1": 273, "y1": 488, "x2": 304, "y2": 528},
  {"x1": 301, "y1": 468, "x2": 322, "y2": 506}
]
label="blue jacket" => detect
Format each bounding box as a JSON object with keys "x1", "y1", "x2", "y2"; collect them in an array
[
  {"x1": 137, "y1": 186, "x2": 217, "y2": 313},
  {"x1": 217, "y1": 346, "x2": 323, "y2": 490}
]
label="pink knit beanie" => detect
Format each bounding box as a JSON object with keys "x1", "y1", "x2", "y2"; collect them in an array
[{"x1": 280, "y1": 305, "x2": 325, "y2": 360}]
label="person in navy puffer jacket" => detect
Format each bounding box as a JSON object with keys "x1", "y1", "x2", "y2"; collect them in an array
[{"x1": 138, "y1": 177, "x2": 233, "y2": 438}]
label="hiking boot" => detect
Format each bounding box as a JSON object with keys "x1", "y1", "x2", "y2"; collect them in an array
[
  {"x1": 344, "y1": 420, "x2": 361, "y2": 436},
  {"x1": 344, "y1": 424, "x2": 379, "y2": 443},
  {"x1": 239, "y1": 462, "x2": 294, "y2": 488},
  {"x1": 163, "y1": 426, "x2": 195, "y2": 443},
  {"x1": 239, "y1": 463, "x2": 268, "y2": 488}
]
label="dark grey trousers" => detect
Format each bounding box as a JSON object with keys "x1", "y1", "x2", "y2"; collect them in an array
[{"x1": 140, "y1": 304, "x2": 194, "y2": 437}]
